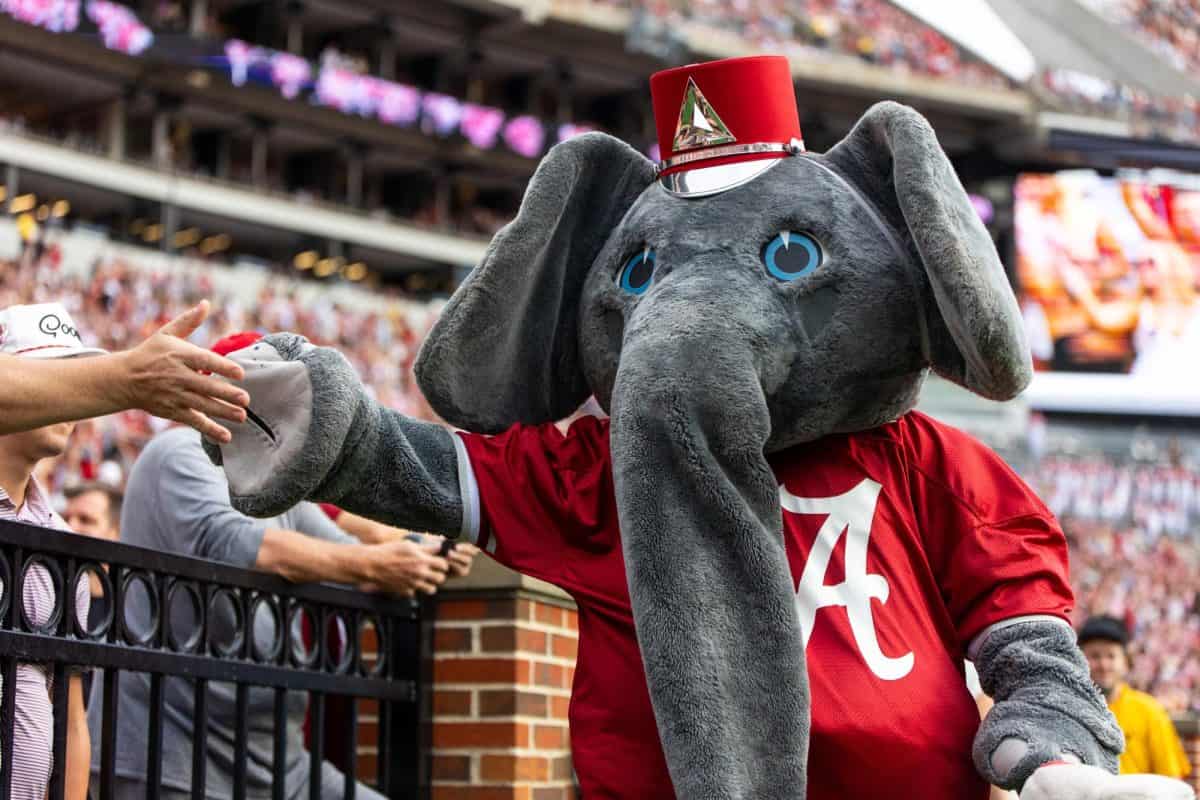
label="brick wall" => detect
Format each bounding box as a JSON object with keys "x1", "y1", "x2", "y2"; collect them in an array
[{"x1": 427, "y1": 586, "x2": 580, "y2": 800}]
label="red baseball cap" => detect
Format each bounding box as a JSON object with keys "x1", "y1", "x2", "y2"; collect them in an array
[
  {"x1": 650, "y1": 55, "x2": 804, "y2": 197},
  {"x1": 210, "y1": 330, "x2": 263, "y2": 356}
]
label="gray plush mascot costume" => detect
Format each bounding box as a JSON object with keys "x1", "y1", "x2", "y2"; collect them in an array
[{"x1": 209, "y1": 57, "x2": 1193, "y2": 800}]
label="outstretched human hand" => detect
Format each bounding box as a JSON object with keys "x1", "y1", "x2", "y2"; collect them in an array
[
  {"x1": 119, "y1": 301, "x2": 249, "y2": 441},
  {"x1": 357, "y1": 537, "x2": 450, "y2": 597}
]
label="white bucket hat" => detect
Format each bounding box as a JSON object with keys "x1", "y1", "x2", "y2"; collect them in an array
[{"x1": 0, "y1": 303, "x2": 108, "y2": 359}]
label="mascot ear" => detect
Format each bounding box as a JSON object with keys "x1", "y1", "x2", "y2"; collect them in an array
[
  {"x1": 826, "y1": 101, "x2": 1032, "y2": 401},
  {"x1": 415, "y1": 132, "x2": 655, "y2": 432}
]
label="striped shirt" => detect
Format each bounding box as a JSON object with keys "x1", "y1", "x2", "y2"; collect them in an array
[{"x1": 0, "y1": 477, "x2": 90, "y2": 800}]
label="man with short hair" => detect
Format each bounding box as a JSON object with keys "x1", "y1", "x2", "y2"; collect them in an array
[
  {"x1": 0, "y1": 302, "x2": 98, "y2": 800},
  {"x1": 1079, "y1": 615, "x2": 1192, "y2": 779},
  {"x1": 64, "y1": 481, "x2": 123, "y2": 653},
  {"x1": 64, "y1": 482, "x2": 122, "y2": 543}
]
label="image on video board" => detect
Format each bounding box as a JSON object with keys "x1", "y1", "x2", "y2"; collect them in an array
[{"x1": 1014, "y1": 172, "x2": 1200, "y2": 412}]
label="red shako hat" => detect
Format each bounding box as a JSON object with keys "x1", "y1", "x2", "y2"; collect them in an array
[
  {"x1": 211, "y1": 330, "x2": 263, "y2": 356},
  {"x1": 650, "y1": 55, "x2": 804, "y2": 197}
]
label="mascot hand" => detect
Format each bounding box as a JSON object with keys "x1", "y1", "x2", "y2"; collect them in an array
[
  {"x1": 203, "y1": 332, "x2": 368, "y2": 518},
  {"x1": 1020, "y1": 762, "x2": 1194, "y2": 800}
]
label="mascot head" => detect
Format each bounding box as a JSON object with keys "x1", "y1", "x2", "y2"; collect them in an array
[{"x1": 416, "y1": 54, "x2": 1030, "y2": 453}]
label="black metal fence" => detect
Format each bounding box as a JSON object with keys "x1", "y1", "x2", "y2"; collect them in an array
[{"x1": 0, "y1": 518, "x2": 424, "y2": 800}]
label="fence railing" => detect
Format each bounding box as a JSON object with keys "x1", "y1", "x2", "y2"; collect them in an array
[{"x1": 0, "y1": 518, "x2": 424, "y2": 800}]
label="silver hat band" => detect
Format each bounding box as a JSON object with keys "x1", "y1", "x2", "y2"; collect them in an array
[{"x1": 656, "y1": 138, "x2": 806, "y2": 175}]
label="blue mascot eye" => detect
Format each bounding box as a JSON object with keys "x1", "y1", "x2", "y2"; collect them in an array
[
  {"x1": 762, "y1": 231, "x2": 822, "y2": 281},
  {"x1": 618, "y1": 248, "x2": 656, "y2": 295}
]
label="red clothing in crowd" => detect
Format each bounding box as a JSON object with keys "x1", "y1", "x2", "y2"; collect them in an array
[{"x1": 458, "y1": 411, "x2": 1074, "y2": 800}]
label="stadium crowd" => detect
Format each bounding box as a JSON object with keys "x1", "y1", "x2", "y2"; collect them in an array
[
  {"x1": 0, "y1": 239, "x2": 443, "y2": 508},
  {"x1": 613, "y1": 0, "x2": 1010, "y2": 87},
  {"x1": 1038, "y1": 68, "x2": 1200, "y2": 143},
  {"x1": 1026, "y1": 455, "x2": 1200, "y2": 714},
  {"x1": 1081, "y1": 0, "x2": 1200, "y2": 77}
]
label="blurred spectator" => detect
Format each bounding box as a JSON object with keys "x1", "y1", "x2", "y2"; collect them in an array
[
  {"x1": 1078, "y1": 615, "x2": 1192, "y2": 777},
  {"x1": 63, "y1": 481, "x2": 121, "y2": 543},
  {"x1": 63, "y1": 480, "x2": 121, "y2": 621},
  {"x1": 0, "y1": 303, "x2": 95, "y2": 800}
]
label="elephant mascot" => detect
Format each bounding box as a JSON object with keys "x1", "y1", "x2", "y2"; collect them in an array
[{"x1": 207, "y1": 57, "x2": 1193, "y2": 800}]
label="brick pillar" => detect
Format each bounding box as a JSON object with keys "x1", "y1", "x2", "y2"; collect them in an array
[{"x1": 428, "y1": 558, "x2": 579, "y2": 799}]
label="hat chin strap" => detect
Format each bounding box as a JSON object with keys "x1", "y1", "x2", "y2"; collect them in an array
[{"x1": 658, "y1": 141, "x2": 804, "y2": 198}]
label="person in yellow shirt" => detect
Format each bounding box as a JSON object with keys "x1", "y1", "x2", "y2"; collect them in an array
[{"x1": 1078, "y1": 615, "x2": 1193, "y2": 778}]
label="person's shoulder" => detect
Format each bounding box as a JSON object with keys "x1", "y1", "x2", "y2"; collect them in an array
[
  {"x1": 143, "y1": 425, "x2": 203, "y2": 456},
  {"x1": 1121, "y1": 685, "x2": 1173, "y2": 716},
  {"x1": 133, "y1": 427, "x2": 211, "y2": 479}
]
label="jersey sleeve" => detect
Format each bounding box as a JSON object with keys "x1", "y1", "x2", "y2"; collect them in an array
[
  {"x1": 454, "y1": 417, "x2": 614, "y2": 585},
  {"x1": 910, "y1": 424, "x2": 1075, "y2": 650}
]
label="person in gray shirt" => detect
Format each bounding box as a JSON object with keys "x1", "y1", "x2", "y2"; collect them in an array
[{"x1": 88, "y1": 426, "x2": 463, "y2": 799}]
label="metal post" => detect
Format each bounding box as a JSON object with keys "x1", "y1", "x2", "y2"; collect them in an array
[
  {"x1": 216, "y1": 131, "x2": 232, "y2": 180},
  {"x1": 285, "y1": 1, "x2": 304, "y2": 55},
  {"x1": 251, "y1": 121, "x2": 271, "y2": 188},
  {"x1": 190, "y1": 680, "x2": 208, "y2": 800},
  {"x1": 376, "y1": 35, "x2": 396, "y2": 81},
  {"x1": 106, "y1": 95, "x2": 127, "y2": 161},
  {"x1": 152, "y1": 109, "x2": 172, "y2": 169},
  {"x1": 188, "y1": 0, "x2": 208, "y2": 36},
  {"x1": 345, "y1": 144, "x2": 365, "y2": 208},
  {"x1": 4, "y1": 165, "x2": 18, "y2": 214},
  {"x1": 161, "y1": 203, "x2": 180, "y2": 254}
]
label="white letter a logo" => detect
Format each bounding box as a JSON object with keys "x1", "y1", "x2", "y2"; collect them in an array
[{"x1": 780, "y1": 479, "x2": 915, "y2": 681}]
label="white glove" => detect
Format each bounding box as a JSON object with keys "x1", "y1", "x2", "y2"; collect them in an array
[{"x1": 1020, "y1": 763, "x2": 1195, "y2": 800}]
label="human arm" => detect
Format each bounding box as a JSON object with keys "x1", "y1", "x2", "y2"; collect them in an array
[
  {"x1": 256, "y1": 527, "x2": 449, "y2": 595},
  {"x1": 0, "y1": 302, "x2": 248, "y2": 441},
  {"x1": 65, "y1": 674, "x2": 90, "y2": 800},
  {"x1": 331, "y1": 510, "x2": 479, "y2": 577},
  {"x1": 148, "y1": 435, "x2": 449, "y2": 595}
]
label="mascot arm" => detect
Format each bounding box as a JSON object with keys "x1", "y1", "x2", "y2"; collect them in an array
[
  {"x1": 972, "y1": 618, "x2": 1193, "y2": 800},
  {"x1": 205, "y1": 333, "x2": 466, "y2": 538}
]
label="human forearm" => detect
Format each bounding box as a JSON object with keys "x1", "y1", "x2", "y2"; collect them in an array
[
  {"x1": 256, "y1": 527, "x2": 373, "y2": 585},
  {"x1": 65, "y1": 676, "x2": 90, "y2": 800},
  {"x1": 0, "y1": 302, "x2": 248, "y2": 439},
  {"x1": 334, "y1": 511, "x2": 408, "y2": 545},
  {"x1": 0, "y1": 352, "x2": 127, "y2": 433},
  {"x1": 255, "y1": 528, "x2": 450, "y2": 595}
]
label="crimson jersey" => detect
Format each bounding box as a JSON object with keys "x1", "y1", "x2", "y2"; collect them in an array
[{"x1": 457, "y1": 411, "x2": 1074, "y2": 800}]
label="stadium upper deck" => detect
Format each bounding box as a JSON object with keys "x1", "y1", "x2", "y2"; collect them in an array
[{"x1": 1, "y1": 0, "x2": 1198, "y2": 290}]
